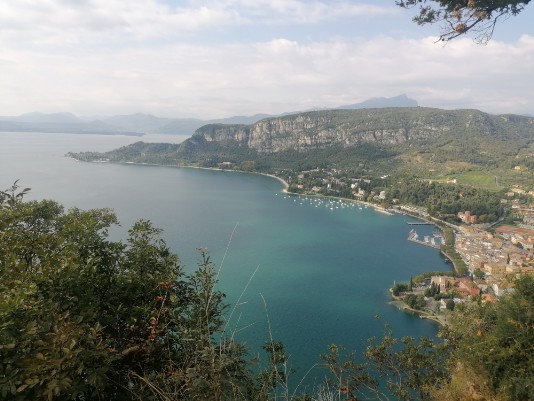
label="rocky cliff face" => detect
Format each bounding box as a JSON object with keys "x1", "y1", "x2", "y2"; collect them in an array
[{"x1": 192, "y1": 107, "x2": 528, "y2": 154}]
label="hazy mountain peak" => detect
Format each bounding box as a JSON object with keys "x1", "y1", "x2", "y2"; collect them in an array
[
  {"x1": 337, "y1": 94, "x2": 418, "y2": 110},
  {"x1": 15, "y1": 112, "x2": 82, "y2": 124},
  {"x1": 101, "y1": 113, "x2": 172, "y2": 133}
]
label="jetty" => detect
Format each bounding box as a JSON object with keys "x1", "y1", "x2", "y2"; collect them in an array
[{"x1": 407, "y1": 222, "x2": 434, "y2": 225}]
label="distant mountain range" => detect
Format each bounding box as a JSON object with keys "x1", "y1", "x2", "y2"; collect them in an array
[
  {"x1": 0, "y1": 112, "x2": 143, "y2": 136},
  {"x1": 0, "y1": 95, "x2": 418, "y2": 136}
]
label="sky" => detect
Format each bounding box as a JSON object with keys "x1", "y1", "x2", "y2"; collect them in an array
[{"x1": 1, "y1": 0, "x2": 533, "y2": 119}]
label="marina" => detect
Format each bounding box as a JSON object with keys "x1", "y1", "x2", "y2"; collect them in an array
[
  {"x1": 280, "y1": 194, "x2": 370, "y2": 212},
  {"x1": 407, "y1": 229, "x2": 444, "y2": 249}
]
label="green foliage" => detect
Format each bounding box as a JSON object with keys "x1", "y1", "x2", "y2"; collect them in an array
[
  {"x1": 0, "y1": 183, "x2": 268, "y2": 401},
  {"x1": 442, "y1": 226, "x2": 455, "y2": 246},
  {"x1": 0, "y1": 179, "x2": 31, "y2": 206},
  {"x1": 392, "y1": 282, "x2": 409, "y2": 296},
  {"x1": 388, "y1": 179, "x2": 504, "y2": 218},
  {"x1": 68, "y1": 107, "x2": 534, "y2": 194},
  {"x1": 425, "y1": 282, "x2": 440, "y2": 297},
  {"x1": 441, "y1": 246, "x2": 468, "y2": 275},
  {"x1": 258, "y1": 340, "x2": 291, "y2": 399},
  {"x1": 323, "y1": 276, "x2": 534, "y2": 401},
  {"x1": 413, "y1": 270, "x2": 453, "y2": 283},
  {"x1": 473, "y1": 268, "x2": 485, "y2": 279},
  {"x1": 443, "y1": 275, "x2": 534, "y2": 401},
  {"x1": 397, "y1": 0, "x2": 531, "y2": 43},
  {"x1": 321, "y1": 327, "x2": 450, "y2": 401},
  {"x1": 501, "y1": 210, "x2": 522, "y2": 225},
  {"x1": 404, "y1": 293, "x2": 427, "y2": 310},
  {"x1": 437, "y1": 229, "x2": 468, "y2": 275},
  {"x1": 453, "y1": 171, "x2": 500, "y2": 191},
  {"x1": 3, "y1": 182, "x2": 533, "y2": 401}
]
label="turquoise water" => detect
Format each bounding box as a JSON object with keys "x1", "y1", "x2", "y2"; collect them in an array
[{"x1": 0, "y1": 132, "x2": 447, "y2": 389}]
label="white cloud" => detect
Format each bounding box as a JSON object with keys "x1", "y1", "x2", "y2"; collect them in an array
[
  {"x1": 2, "y1": 32, "x2": 533, "y2": 118},
  {"x1": 0, "y1": 1, "x2": 396, "y2": 47},
  {"x1": 220, "y1": 0, "x2": 396, "y2": 23},
  {"x1": 0, "y1": 1, "x2": 533, "y2": 117},
  {"x1": 0, "y1": 0, "x2": 246, "y2": 46}
]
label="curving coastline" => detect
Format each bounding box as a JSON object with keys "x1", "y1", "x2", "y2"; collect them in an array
[
  {"x1": 68, "y1": 155, "x2": 291, "y2": 192},
  {"x1": 69, "y1": 156, "x2": 403, "y2": 216}
]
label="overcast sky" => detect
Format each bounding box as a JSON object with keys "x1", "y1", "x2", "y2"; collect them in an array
[{"x1": 1, "y1": 0, "x2": 533, "y2": 119}]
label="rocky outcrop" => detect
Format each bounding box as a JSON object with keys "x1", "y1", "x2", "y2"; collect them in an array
[{"x1": 190, "y1": 107, "x2": 530, "y2": 154}]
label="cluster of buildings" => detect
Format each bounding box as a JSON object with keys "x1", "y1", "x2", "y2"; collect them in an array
[
  {"x1": 404, "y1": 201, "x2": 534, "y2": 312},
  {"x1": 432, "y1": 209, "x2": 534, "y2": 303},
  {"x1": 288, "y1": 168, "x2": 400, "y2": 206},
  {"x1": 428, "y1": 274, "x2": 513, "y2": 307},
  {"x1": 455, "y1": 224, "x2": 533, "y2": 274}
]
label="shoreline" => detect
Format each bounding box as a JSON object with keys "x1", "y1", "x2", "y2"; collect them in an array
[
  {"x1": 167, "y1": 164, "x2": 291, "y2": 191},
  {"x1": 69, "y1": 156, "x2": 291, "y2": 192},
  {"x1": 72, "y1": 157, "x2": 454, "y2": 260}
]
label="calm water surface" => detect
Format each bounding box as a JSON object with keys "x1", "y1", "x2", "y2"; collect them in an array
[{"x1": 0, "y1": 132, "x2": 448, "y2": 389}]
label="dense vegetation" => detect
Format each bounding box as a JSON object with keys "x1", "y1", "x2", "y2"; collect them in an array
[
  {"x1": 398, "y1": 0, "x2": 531, "y2": 43},
  {"x1": 283, "y1": 167, "x2": 509, "y2": 223},
  {"x1": 0, "y1": 183, "x2": 267, "y2": 401},
  {"x1": 439, "y1": 227, "x2": 469, "y2": 275},
  {"x1": 439, "y1": 276, "x2": 534, "y2": 401},
  {"x1": 387, "y1": 179, "x2": 504, "y2": 218}
]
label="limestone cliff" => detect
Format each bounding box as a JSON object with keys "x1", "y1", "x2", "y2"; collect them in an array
[{"x1": 190, "y1": 107, "x2": 533, "y2": 154}]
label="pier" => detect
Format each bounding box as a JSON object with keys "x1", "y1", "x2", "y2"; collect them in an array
[{"x1": 407, "y1": 222, "x2": 434, "y2": 225}]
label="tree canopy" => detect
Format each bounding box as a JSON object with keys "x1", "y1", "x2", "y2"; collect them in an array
[
  {"x1": 0, "y1": 183, "x2": 265, "y2": 400},
  {"x1": 397, "y1": 0, "x2": 531, "y2": 43}
]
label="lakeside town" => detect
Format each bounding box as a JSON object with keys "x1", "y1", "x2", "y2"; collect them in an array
[{"x1": 268, "y1": 165, "x2": 534, "y2": 324}]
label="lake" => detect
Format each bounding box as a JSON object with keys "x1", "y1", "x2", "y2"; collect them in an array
[{"x1": 0, "y1": 131, "x2": 448, "y2": 390}]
